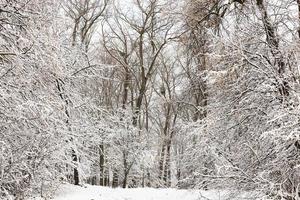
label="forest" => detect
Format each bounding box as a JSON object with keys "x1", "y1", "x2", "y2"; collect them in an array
[{"x1": 0, "y1": 0, "x2": 300, "y2": 199}]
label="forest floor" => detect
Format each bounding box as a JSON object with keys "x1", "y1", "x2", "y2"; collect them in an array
[{"x1": 41, "y1": 183, "x2": 265, "y2": 200}]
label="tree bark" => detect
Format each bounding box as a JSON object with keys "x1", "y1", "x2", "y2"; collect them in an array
[
  {"x1": 112, "y1": 170, "x2": 119, "y2": 188},
  {"x1": 56, "y1": 79, "x2": 79, "y2": 186},
  {"x1": 158, "y1": 141, "x2": 166, "y2": 183},
  {"x1": 297, "y1": 0, "x2": 300, "y2": 39},
  {"x1": 99, "y1": 144, "x2": 105, "y2": 186},
  {"x1": 122, "y1": 151, "x2": 128, "y2": 188},
  {"x1": 256, "y1": 0, "x2": 289, "y2": 98},
  {"x1": 122, "y1": 69, "x2": 130, "y2": 109},
  {"x1": 72, "y1": 149, "x2": 79, "y2": 185}
]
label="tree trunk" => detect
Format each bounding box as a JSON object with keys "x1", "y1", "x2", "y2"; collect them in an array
[
  {"x1": 122, "y1": 69, "x2": 130, "y2": 109},
  {"x1": 164, "y1": 139, "x2": 171, "y2": 187},
  {"x1": 122, "y1": 172, "x2": 128, "y2": 188},
  {"x1": 256, "y1": 0, "x2": 289, "y2": 99},
  {"x1": 158, "y1": 141, "x2": 166, "y2": 183},
  {"x1": 105, "y1": 170, "x2": 110, "y2": 186},
  {"x1": 99, "y1": 144, "x2": 105, "y2": 186},
  {"x1": 112, "y1": 170, "x2": 119, "y2": 188},
  {"x1": 72, "y1": 149, "x2": 79, "y2": 185},
  {"x1": 147, "y1": 171, "x2": 151, "y2": 187},
  {"x1": 56, "y1": 79, "x2": 79, "y2": 186},
  {"x1": 297, "y1": 0, "x2": 300, "y2": 39},
  {"x1": 133, "y1": 77, "x2": 147, "y2": 127},
  {"x1": 122, "y1": 151, "x2": 128, "y2": 188}
]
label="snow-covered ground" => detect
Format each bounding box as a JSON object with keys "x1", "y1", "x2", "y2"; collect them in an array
[{"x1": 39, "y1": 184, "x2": 265, "y2": 200}]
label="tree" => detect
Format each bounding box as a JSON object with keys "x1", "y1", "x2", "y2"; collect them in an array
[
  {"x1": 0, "y1": 0, "x2": 75, "y2": 197},
  {"x1": 101, "y1": 0, "x2": 179, "y2": 187},
  {"x1": 63, "y1": 0, "x2": 109, "y2": 49}
]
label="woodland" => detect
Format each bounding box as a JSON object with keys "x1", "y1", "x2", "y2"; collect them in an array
[{"x1": 0, "y1": 0, "x2": 300, "y2": 199}]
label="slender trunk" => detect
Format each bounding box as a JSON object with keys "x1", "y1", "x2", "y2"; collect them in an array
[
  {"x1": 122, "y1": 172, "x2": 128, "y2": 188},
  {"x1": 72, "y1": 20, "x2": 78, "y2": 46},
  {"x1": 122, "y1": 151, "x2": 128, "y2": 188},
  {"x1": 176, "y1": 168, "x2": 181, "y2": 183},
  {"x1": 122, "y1": 69, "x2": 130, "y2": 109},
  {"x1": 142, "y1": 170, "x2": 145, "y2": 187},
  {"x1": 133, "y1": 31, "x2": 147, "y2": 127},
  {"x1": 297, "y1": 0, "x2": 300, "y2": 39},
  {"x1": 144, "y1": 97, "x2": 150, "y2": 131},
  {"x1": 147, "y1": 171, "x2": 151, "y2": 187},
  {"x1": 164, "y1": 139, "x2": 171, "y2": 187},
  {"x1": 256, "y1": 0, "x2": 289, "y2": 98},
  {"x1": 133, "y1": 77, "x2": 147, "y2": 127},
  {"x1": 159, "y1": 102, "x2": 175, "y2": 187},
  {"x1": 120, "y1": 69, "x2": 133, "y2": 188},
  {"x1": 105, "y1": 169, "x2": 110, "y2": 186},
  {"x1": 163, "y1": 104, "x2": 171, "y2": 185},
  {"x1": 72, "y1": 149, "x2": 79, "y2": 185},
  {"x1": 99, "y1": 144, "x2": 105, "y2": 186},
  {"x1": 158, "y1": 142, "x2": 166, "y2": 182},
  {"x1": 56, "y1": 79, "x2": 79, "y2": 185},
  {"x1": 112, "y1": 170, "x2": 118, "y2": 188}
]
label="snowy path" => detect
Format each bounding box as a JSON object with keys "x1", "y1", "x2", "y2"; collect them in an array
[{"x1": 49, "y1": 184, "x2": 261, "y2": 200}]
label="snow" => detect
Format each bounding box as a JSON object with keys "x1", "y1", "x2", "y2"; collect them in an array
[
  {"x1": 41, "y1": 184, "x2": 265, "y2": 200},
  {"x1": 53, "y1": 184, "x2": 215, "y2": 200}
]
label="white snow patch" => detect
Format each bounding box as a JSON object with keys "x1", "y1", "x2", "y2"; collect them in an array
[{"x1": 32, "y1": 184, "x2": 267, "y2": 200}]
